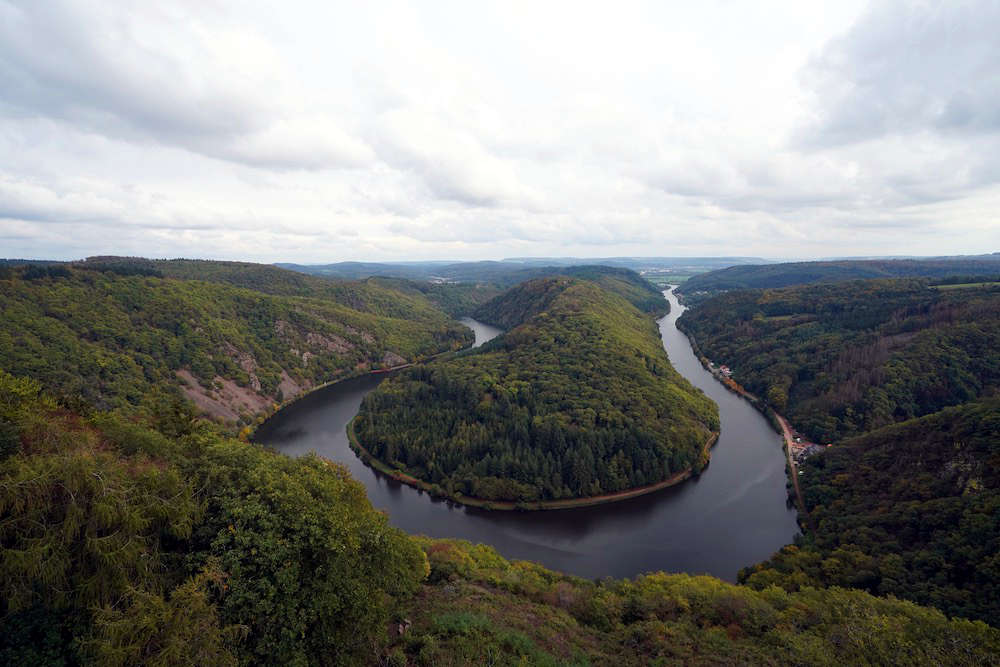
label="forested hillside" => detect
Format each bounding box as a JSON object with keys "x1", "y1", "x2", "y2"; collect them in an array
[
  {"x1": 0, "y1": 264, "x2": 471, "y2": 425},
  {"x1": 77, "y1": 256, "x2": 471, "y2": 323},
  {"x1": 0, "y1": 369, "x2": 429, "y2": 665},
  {"x1": 678, "y1": 279, "x2": 1000, "y2": 442},
  {"x1": 678, "y1": 278, "x2": 1000, "y2": 625},
  {"x1": 741, "y1": 399, "x2": 1000, "y2": 624},
  {"x1": 354, "y1": 277, "x2": 717, "y2": 503},
  {"x1": 676, "y1": 254, "x2": 1000, "y2": 300},
  {"x1": 3, "y1": 372, "x2": 996, "y2": 665}
]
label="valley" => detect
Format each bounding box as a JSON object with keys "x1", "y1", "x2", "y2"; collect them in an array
[{"x1": 2, "y1": 256, "x2": 998, "y2": 664}]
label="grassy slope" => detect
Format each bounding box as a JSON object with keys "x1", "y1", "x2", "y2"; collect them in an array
[{"x1": 386, "y1": 538, "x2": 1000, "y2": 666}]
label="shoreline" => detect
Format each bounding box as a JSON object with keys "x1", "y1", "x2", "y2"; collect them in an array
[
  {"x1": 675, "y1": 313, "x2": 810, "y2": 528},
  {"x1": 346, "y1": 417, "x2": 719, "y2": 511},
  {"x1": 247, "y1": 341, "x2": 470, "y2": 441}
]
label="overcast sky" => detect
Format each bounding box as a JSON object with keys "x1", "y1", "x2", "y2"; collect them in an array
[{"x1": 1, "y1": 1, "x2": 998, "y2": 262}]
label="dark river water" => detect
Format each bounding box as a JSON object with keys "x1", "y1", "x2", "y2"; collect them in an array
[{"x1": 254, "y1": 288, "x2": 799, "y2": 581}]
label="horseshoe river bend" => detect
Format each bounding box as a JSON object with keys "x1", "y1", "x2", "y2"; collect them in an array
[{"x1": 253, "y1": 289, "x2": 799, "y2": 581}]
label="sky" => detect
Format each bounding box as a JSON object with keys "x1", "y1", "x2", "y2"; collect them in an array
[{"x1": 1, "y1": 0, "x2": 998, "y2": 263}]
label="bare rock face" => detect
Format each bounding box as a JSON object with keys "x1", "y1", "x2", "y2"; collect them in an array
[
  {"x1": 222, "y1": 342, "x2": 262, "y2": 391},
  {"x1": 306, "y1": 331, "x2": 354, "y2": 354},
  {"x1": 274, "y1": 319, "x2": 296, "y2": 340},
  {"x1": 346, "y1": 325, "x2": 376, "y2": 344},
  {"x1": 176, "y1": 370, "x2": 271, "y2": 422},
  {"x1": 382, "y1": 350, "x2": 407, "y2": 367},
  {"x1": 278, "y1": 370, "x2": 307, "y2": 400}
]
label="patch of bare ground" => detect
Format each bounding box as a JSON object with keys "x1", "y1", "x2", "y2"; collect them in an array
[
  {"x1": 176, "y1": 369, "x2": 272, "y2": 422},
  {"x1": 382, "y1": 350, "x2": 407, "y2": 367},
  {"x1": 278, "y1": 370, "x2": 307, "y2": 399}
]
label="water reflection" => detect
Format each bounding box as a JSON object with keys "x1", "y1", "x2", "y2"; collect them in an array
[{"x1": 255, "y1": 302, "x2": 799, "y2": 581}]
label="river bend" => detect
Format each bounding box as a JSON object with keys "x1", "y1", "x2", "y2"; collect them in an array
[{"x1": 254, "y1": 288, "x2": 799, "y2": 581}]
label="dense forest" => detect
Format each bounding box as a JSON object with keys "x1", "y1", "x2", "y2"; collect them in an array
[
  {"x1": 0, "y1": 262, "x2": 471, "y2": 425},
  {"x1": 354, "y1": 277, "x2": 718, "y2": 502},
  {"x1": 677, "y1": 278, "x2": 1000, "y2": 625},
  {"x1": 0, "y1": 369, "x2": 429, "y2": 665},
  {"x1": 678, "y1": 279, "x2": 1000, "y2": 442},
  {"x1": 677, "y1": 254, "x2": 1000, "y2": 301},
  {"x1": 741, "y1": 398, "x2": 1000, "y2": 625},
  {"x1": 2, "y1": 372, "x2": 996, "y2": 665}
]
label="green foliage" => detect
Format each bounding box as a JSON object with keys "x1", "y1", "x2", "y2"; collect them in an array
[
  {"x1": 0, "y1": 419, "x2": 20, "y2": 460},
  {"x1": 389, "y1": 539, "x2": 1000, "y2": 666},
  {"x1": 743, "y1": 399, "x2": 1000, "y2": 624},
  {"x1": 0, "y1": 604, "x2": 81, "y2": 666},
  {"x1": 0, "y1": 445, "x2": 201, "y2": 613},
  {"x1": 85, "y1": 568, "x2": 244, "y2": 667},
  {"x1": 0, "y1": 377, "x2": 430, "y2": 665},
  {"x1": 679, "y1": 279, "x2": 1000, "y2": 442},
  {"x1": 0, "y1": 264, "x2": 471, "y2": 421},
  {"x1": 188, "y1": 442, "x2": 429, "y2": 665},
  {"x1": 678, "y1": 255, "x2": 1000, "y2": 300},
  {"x1": 356, "y1": 278, "x2": 717, "y2": 501}
]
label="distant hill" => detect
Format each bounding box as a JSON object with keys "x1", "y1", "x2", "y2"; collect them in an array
[
  {"x1": 281, "y1": 261, "x2": 668, "y2": 317},
  {"x1": 676, "y1": 254, "x2": 1000, "y2": 299},
  {"x1": 277, "y1": 256, "x2": 764, "y2": 284},
  {"x1": 354, "y1": 276, "x2": 717, "y2": 503}
]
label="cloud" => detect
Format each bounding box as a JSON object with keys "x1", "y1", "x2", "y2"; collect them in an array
[
  {"x1": 0, "y1": 1, "x2": 372, "y2": 170},
  {"x1": 0, "y1": 0, "x2": 997, "y2": 262},
  {"x1": 798, "y1": 0, "x2": 1000, "y2": 147}
]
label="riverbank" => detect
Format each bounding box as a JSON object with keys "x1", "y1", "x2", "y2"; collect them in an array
[
  {"x1": 247, "y1": 342, "x2": 471, "y2": 441},
  {"x1": 347, "y1": 417, "x2": 720, "y2": 511},
  {"x1": 676, "y1": 313, "x2": 810, "y2": 528}
]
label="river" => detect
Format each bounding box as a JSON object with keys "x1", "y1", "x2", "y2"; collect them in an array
[{"x1": 254, "y1": 288, "x2": 799, "y2": 581}]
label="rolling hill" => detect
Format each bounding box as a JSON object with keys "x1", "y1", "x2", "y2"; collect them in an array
[{"x1": 676, "y1": 254, "x2": 1000, "y2": 301}]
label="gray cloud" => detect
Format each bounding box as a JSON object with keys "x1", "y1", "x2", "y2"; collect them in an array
[
  {"x1": 798, "y1": 0, "x2": 1000, "y2": 147},
  {"x1": 0, "y1": 1, "x2": 998, "y2": 262},
  {"x1": 0, "y1": 1, "x2": 373, "y2": 170}
]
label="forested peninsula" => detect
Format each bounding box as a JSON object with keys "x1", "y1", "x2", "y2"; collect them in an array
[
  {"x1": 354, "y1": 276, "x2": 718, "y2": 504},
  {"x1": 678, "y1": 278, "x2": 1000, "y2": 624}
]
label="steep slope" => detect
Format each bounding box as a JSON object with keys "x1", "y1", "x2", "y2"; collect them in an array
[
  {"x1": 354, "y1": 277, "x2": 718, "y2": 504},
  {"x1": 678, "y1": 279, "x2": 1000, "y2": 442},
  {"x1": 741, "y1": 399, "x2": 1000, "y2": 624},
  {"x1": 0, "y1": 265, "x2": 471, "y2": 425},
  {"x1": 677, "y1": 279, "x2": 1000, "y2": 624},
  {"x1": 677, "y1": 254, "x2": 1000, "y2": 301},
  {"x1": 0, "y1": 370, "x2": 428, "y2": 666}
]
